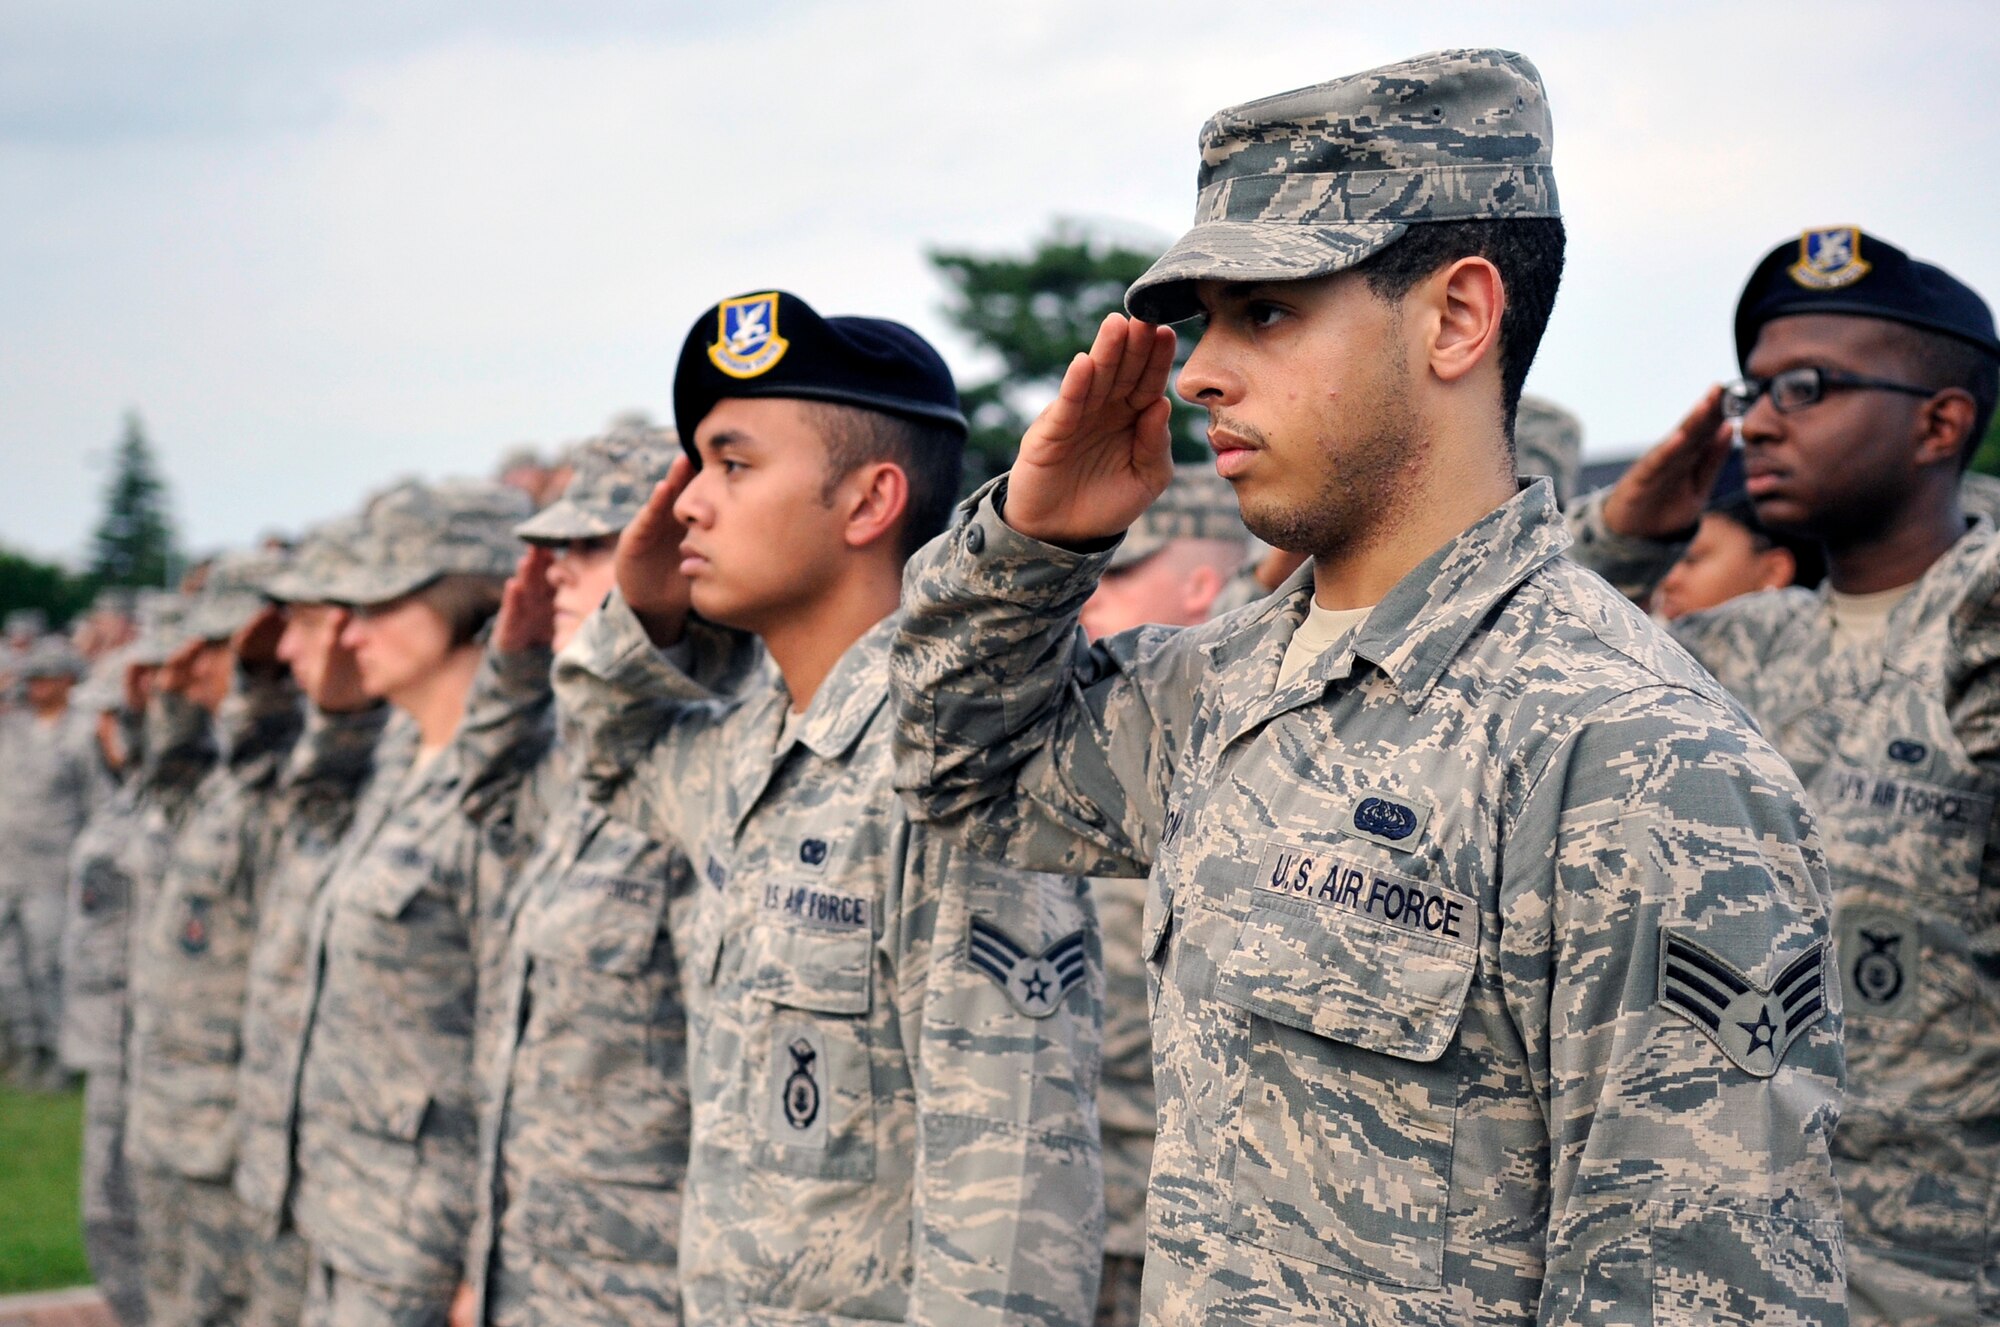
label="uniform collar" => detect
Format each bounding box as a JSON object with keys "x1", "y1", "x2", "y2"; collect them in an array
[
  {"x1": 777, "y1": 614, "x2": 897, "y2": 762},
  {"x1": 1210, "y1": 479, "x2": 1571, "y2": 712}
]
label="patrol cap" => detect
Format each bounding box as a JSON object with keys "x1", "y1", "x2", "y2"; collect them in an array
[
  {"x1": 73, "y1": 649, "x2": 130, "y2": 713},
  {"x1": 1734, "y1": 227, "x2": 2000, "y2": 369},
  {"x1": 5, "y1": 608, "x2": 46, "y2": 639},
  {"x1": 127, "y1": 592, "x2": 185, "y2": 667},
  {"x1": 1110, "y1": 465, "x2": 1251, "y2": 570},
  {"x1": 672, "y1": 290, "x2": 967, "y2": 465},
  {"x1": 1127, "y1": 49, "x2": 1560, "y2": 324},
  {"x1": 181, "y1": 550, "x2": 280, "y2": 643},
  {"x1": 514, "y1": 422, "x2": 678, "y2": 542},
  {"x1": 19, "y1": 637, "x2": 84, "y2": 680},
  {"x1": 324, "y1": 479, "x2": 531, "y2": 608},
  {"x1": 264, "y1": 516, "x2": 366, "y2": 605}
]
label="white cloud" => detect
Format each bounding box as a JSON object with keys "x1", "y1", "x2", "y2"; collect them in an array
[{"x1": 3, "y1": 0, "x2": 1996, "y2": 561}]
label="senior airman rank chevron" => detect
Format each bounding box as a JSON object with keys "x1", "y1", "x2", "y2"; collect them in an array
[
  {"x1": 968, "y1": 915, "x2": 1088, "y2": 1019},
  {"x1": 1658, "y1": 930, "x2": 1827, "y2": 1077}
]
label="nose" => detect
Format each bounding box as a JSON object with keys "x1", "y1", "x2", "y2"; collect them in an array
[
  {"x1": 1738, "y1": 389, "x2": 1786, "y2": 446},
  {"x1": 674, "y1": 470, "x2": 714, "y2": 527},
  {"x1": 1175, "y1": 327, "x2": 1236, "y2": 408}
]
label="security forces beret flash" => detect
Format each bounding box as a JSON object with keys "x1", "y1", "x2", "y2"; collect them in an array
[
  {"x1": 1735, "y1": 227, "x2": 2000, "y2": 369},
  {"x1": 673, "y1": 290, "x2": 967, "y2": 463}
]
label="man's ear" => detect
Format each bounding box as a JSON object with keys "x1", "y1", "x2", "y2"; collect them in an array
[
  {"x1": 840, "y1": 461, "x2": 911, "y2": 552},
  {"x1": 1912, "y1": 389, "x2": 1978, "y2": 469},
  {"x1": 1755, "y1": 546, "x2": 1798, "y2": 593},
  {"x1": 1425, "y1": 256, "x2": 1506, "y2": 387}
]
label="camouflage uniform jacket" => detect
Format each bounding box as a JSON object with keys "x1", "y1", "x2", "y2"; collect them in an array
[
  {"x1": 0, "y1": 706, "x2": 102, "y2": 897},
  {"x1": 1091, "y1": 874, "x2": 1153, "y2": 1262},
  {"x1": 233, "y1": 701, "x2": 391, "y2": 1235},
  {"x1": 889, "y1": 478, "x2": 1847, "y2": 1326},
  {"x1": 290, "y1": 648, "x2": 550, "y2": 1291},
  {"x1": 1573, "y1": 504, "x2": 2000, "y2": 1307},
  {"x1": 126, "y1": 667, "x2": 303, "y2": 1180},
  {"x1": 553, "y1": 594, "x2": 1106, "y2": 1327},
  {"x1": 61, "y1": 709, "x2": 212, "y2": 1077}
]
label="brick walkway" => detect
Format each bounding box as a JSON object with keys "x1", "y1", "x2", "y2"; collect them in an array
[{"x1": 0, "y1": 1288, "x2": 113, "y2": 1327}]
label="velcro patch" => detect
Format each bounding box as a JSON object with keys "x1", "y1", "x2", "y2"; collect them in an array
[
  {"x1": 1658, "y1": 930, "x2": 1826, "y2": 1077},
  {"x1": 760, "y1": 881, "x2": 871, "y2": 933},
  {"x1": 967, "y1": 915, "x2": 1088, "y2": 1019},
  {"x1": 1255, "y1": 842, "x2": 1473, "y2": 946}
]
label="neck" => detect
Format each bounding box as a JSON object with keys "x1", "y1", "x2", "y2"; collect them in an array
[
  {"x1": 388, "y1": 645, "x2": 483, "y2": 749},
  {"x1": 758, "y1": 563, "x2": 901, "y2": 713},
  {"x1": 1311, "y1": 427, "x2": 1515, "y2": 610},
  {"x1": 1824, "y1": 496, "x2": 1964, "y2": 595}
]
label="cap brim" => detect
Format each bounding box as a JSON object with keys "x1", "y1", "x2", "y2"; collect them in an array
[
  {"x1": 1126, "y1": 220, "x2": 1408, "y2": 324},
  {"x1": 324, "y1": 567, "x2": 442, "y2": 609},
  {"x1": 514, "y1": 500, "x2": 625, "y2": 543}
]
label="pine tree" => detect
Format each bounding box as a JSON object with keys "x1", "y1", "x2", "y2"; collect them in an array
[
  {"x1": 88, "y1": 411, "x2": 178, "y2": 587},
  {"x1": 929, "y1": 223, "x2": 1208, "y2": 487}
]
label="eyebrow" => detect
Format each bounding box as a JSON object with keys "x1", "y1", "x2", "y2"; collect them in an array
[{"x1": 1194, "y1": 281, "x2": 1279, "y2": 315}]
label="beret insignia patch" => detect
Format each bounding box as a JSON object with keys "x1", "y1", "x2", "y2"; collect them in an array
[
  {"x1": 708, "y1": 291, "x2": 790, "y2": 379},
  {"x1": 1788, "y1": 227, "x2": 1871, "y2": 291},
  {"x1": 1659, "y1": 930, "x2": 1826, "y2": 1077}
]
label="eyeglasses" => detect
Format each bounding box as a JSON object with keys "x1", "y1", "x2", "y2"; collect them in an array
[{"x1": 1720, "y1": 366, "x2": 1938, "y2": 418}]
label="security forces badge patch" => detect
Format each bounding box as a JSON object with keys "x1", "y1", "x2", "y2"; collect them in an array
[
  {"x1": 1788, "y1": 226, "x2": 1872, "y2": 290},
  {"x1": 1658, "y1": 930, "x2": 1827, "y2": 1077},
  {"x1": 968, "y1": 915, "x2": 1087, "y2": 1019},
  {"x1": 708, "y1": 291, "x2": 790, "y2": 379},
  {"x1": 1839, "y1": 906, "x2": 1919, "y2": 1020}
]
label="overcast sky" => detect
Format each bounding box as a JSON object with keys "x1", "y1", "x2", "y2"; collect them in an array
[{"x1": 4, "y1": 0, "x2": 1995, "y2": 563}]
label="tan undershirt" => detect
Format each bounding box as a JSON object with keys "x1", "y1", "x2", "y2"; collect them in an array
[
  {"x1": 1827, "y1": 583, "x2": 1914, "y2": 656},
  {"x1": 1278, "y1": 599, "x2": 1375, "y2": 690}
]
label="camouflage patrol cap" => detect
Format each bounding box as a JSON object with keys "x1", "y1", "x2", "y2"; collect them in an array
[
  {"x1": 1110, "y1": 465, "x2": 1251, "y2": 570},
  {"x1": 181, "y1": 549, "x2": 281, "y2": 642},
  {"x1": 128, "y1": 592, "x2": 185, "y2": 667},
  {"x1": 1126, "y1": 49, "x2": 1560, "y2": 324},
  {"x1": 1513, "y1": 395, "x2": 1583, "y2": 509},
  {"x1": 74, "y1": 649, "x2": 130, "y2": 713},
  {"x1": 514, "y1": 422, "x2": 678, "y2": 543},
  {"x1": 19, "y1": 636, "x2": 85, "y2": 680},
  {"x1": 5, "y1": 608, "x2": 46, "y2": 638},
  {"x1": 325, "y1": 479, "x2": 532, "y2": 607},
  {"x1": 264, "y1": 516, "x2": 366, "y2": 604}
]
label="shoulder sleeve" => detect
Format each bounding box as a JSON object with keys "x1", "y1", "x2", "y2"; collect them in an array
[
  {"x1": 892, "y1": 479, "x2": 1205, "y2": 878},
  {"x1": 1502, "y1": 684, "x2": 1845, "y2": 1326},
  {"x1": 1564, "y1": 487, "x2": 1686, "y2": 603}
]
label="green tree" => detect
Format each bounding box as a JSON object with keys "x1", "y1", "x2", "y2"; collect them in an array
[
  {"x1": 1973, "y1": 409, "x2": 2000, "y2": 478},
  {"x1": 929, "y1": 223, "x2": 1208, "y2": 486},
  {"x1": 0, "y1": 547, "x2": 95, "y2": 629},
  {"x1": 88, "y1": 411, "x2": 178, "y2": 588}
]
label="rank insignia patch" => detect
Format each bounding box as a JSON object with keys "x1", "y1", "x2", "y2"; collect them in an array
[
  {"x1": 708, "y1": 292, "x2": 789, "y2": 379},
  {"x1": 968, "y1": 915, "x2": 1088, "y2": 1019},
  {"x1": 1788, "y1": 227, "x2": 1872, "y2": 291},
  {"x1": 1658, "y1": 930, "x2": 1826, "y2": 1077}
]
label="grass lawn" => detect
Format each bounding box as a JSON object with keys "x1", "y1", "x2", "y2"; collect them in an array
[{"x1": 0, "y1": 1085, "x2": 90, "y2": 1292}]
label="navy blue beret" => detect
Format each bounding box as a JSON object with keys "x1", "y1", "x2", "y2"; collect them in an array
[
  {"x1": 1734, "y1": 227, "x2": 2000, "y2": 370},
  {"x1": 672, "y1": 290, "x2": 967, "y2": 465}
]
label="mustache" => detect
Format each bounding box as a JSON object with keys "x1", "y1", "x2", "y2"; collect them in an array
[{"x1": 1205, "y1": 412, "x2": 1268, "y2": 449}]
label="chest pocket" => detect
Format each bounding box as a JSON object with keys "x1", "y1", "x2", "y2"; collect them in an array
[
  {"x1": 527, "y1": 811, "x2": 671, "y2": 978},
  {"x1": 741, "y1": 918, "x2": 876, "y2": 1183},
  {"x1": 1213, "y1": 887, "x2": 1476, "y2": 1290}
]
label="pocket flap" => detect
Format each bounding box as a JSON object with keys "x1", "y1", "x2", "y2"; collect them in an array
[
  {"x1": 1214, "y1": 893, "x2": 1475, "y2": 1062},
  {"x1": 349, "y1": 1073, "x2": 432, "y2": 1141},
  {"x1": 349, "y1": 852, "x2": 431, "y2": 922},
  {"x1": 528, "y1": 812, "x2": 672, "y2": 977},
  {"x1": 743, "y1": 922, "x2": 873, "y2": 1015}
]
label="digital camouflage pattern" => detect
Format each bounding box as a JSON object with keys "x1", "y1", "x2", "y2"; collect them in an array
[
  {"x1": 1091, "y1": 874, "x2": 1153, "y2": 1271},
  {"x1": 289, "y1": 645, "x2": 550, "y2": 1304},
  {"x1": 514, "y1": 422, "x2": 679, "y2": 544},
  {"x1": 125, "y1": 664, "x2": 302, "y2": 1327},
  {"x1": 0, "y1": 690, "x2": 103, "y2": 1068},
  {"x1": 1125, "y1": 49, "x2": 1560, "y2": 324},
  {"x1": 1513, "y1": 395, "x2": 1584, "y2": 510},
  {"x1": 1568, "y1": 510, "x2": 2000, "y2": 1324},
  {"x1": 889, "y1": 478, "x2": 1847, "y2": 1325},
  {"x1": 323, "y1": 478, "x2": 532, "y2": 607},
  {"x1": 553, "y1": 593, "x2": 1105, "y2": 1326},
  {"x1": 1106, "y1": 464, "x2": 1247, "y2": 572},
  {"x1": 181, "y1": 549, "x2": 282, "y2": 643},
  {"x1": 233, "y1": 700, "x2": 390, "y2": 1327}
]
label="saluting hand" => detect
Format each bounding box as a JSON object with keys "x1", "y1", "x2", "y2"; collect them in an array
[
  {"x1": 493, "y1": 546, "x2": 556, "y2": 653},
  {"x1": 616, "y1": 455, "x2": 697, "y2": 647},
  {"x1": 231, "y1": 604, "x2": 287, "y2": 670},
  {"x1": 1603, "y1": 385, "x2": 1734, "y2": 540},
  {"x1": 1005, "y1": 313, "x2": 1179, "y2": 546},
  {"x1": 158, "y1": 638, "x2": 203, "y2": 696}
]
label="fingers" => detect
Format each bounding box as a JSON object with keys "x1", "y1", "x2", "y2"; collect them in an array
[{"x1": 1034, "y1": 353, "x2": 1096, "y2": 442}]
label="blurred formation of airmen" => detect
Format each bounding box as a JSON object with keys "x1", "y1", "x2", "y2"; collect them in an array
[
  {"x1": 1572, "y1": 226, "x2": 2000, "y2": 1326},
  {"x1": 553, "y1": 291, "x2": 1105, "y2": 1325},
  {"x1": 887, "y1": 49, "x2": 1844, "y2": 1326}
]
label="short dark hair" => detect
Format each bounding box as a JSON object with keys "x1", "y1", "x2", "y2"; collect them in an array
[
  {"x1": 1353, "y1": 217, "x2": 1568, "y2": 442},
  {"x1": 1883, "y1": 323, "x2": 1999, "y2": 470},
  {"x1": 416, "y1": 574, "x2": 506, "y2": 647},
  {"x1": 801, "y1": 402, "x2": 966, "y2": 561}
]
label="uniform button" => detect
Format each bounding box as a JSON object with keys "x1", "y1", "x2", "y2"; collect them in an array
[{"x1": 963, "y1": 524, "x2": 986, "y2": 555}]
